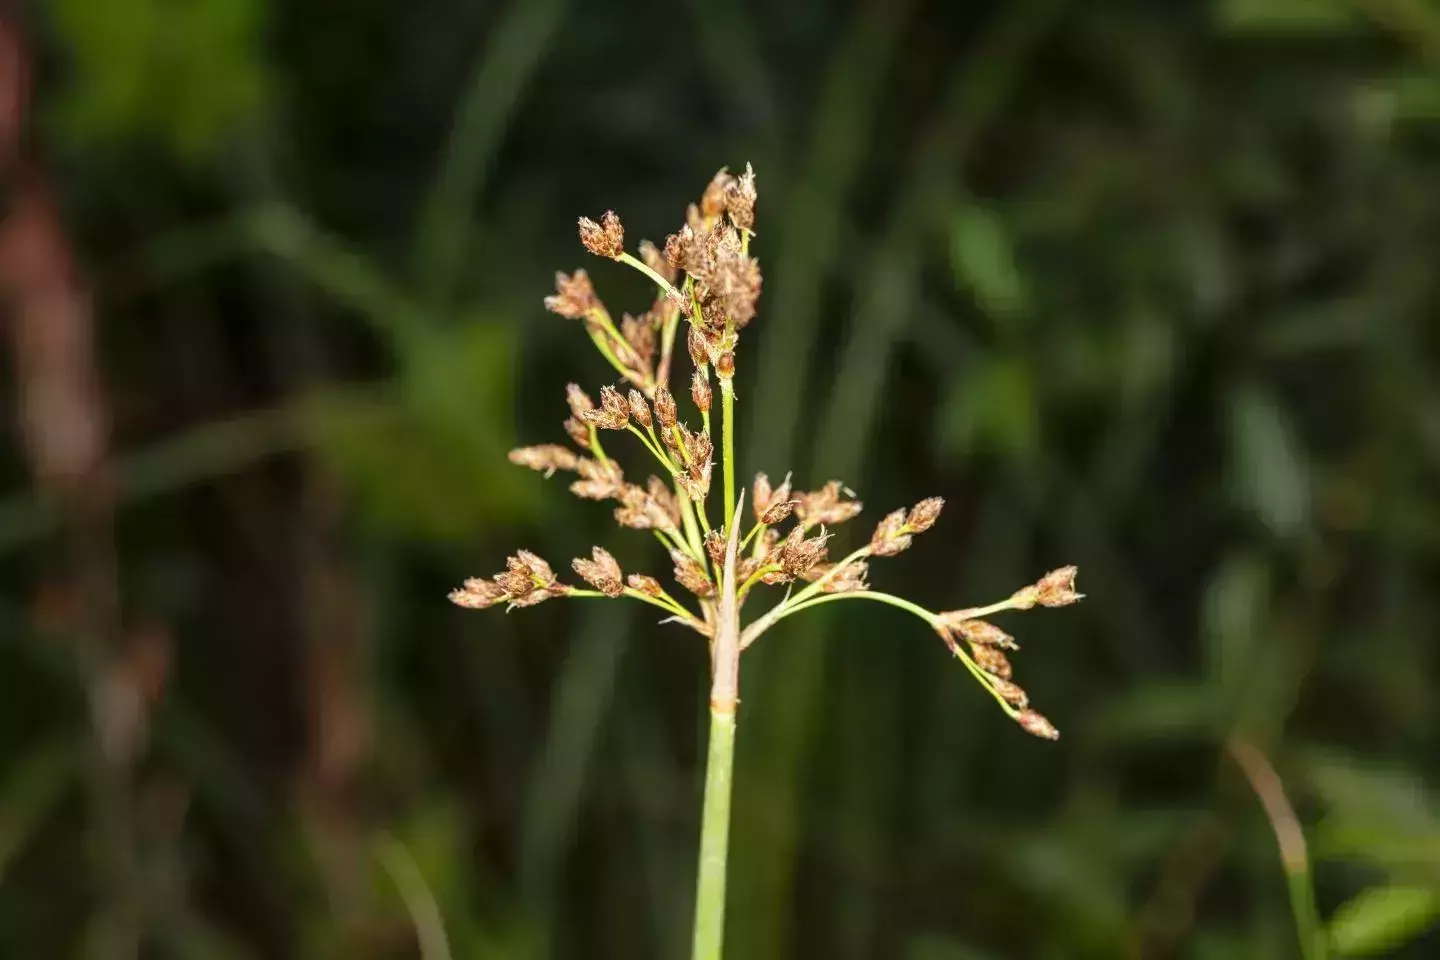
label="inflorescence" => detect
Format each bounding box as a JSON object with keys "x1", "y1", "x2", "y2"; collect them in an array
[{"x1": 449, "y1": 164, "x2": 1081, "y2": 739}]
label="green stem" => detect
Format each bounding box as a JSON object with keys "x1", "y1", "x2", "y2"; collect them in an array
[
  {"x1": 691, "y1": 707, "x2": 736, "y2": 960},
  {"x1": 721, "y1": 379, "x2": 736, "y2": 530},
  {"x1": 619, "y1": 251, "x2": 683, "y2": 301},
  {"x1": 627, "y1": 424, "x2": 677, "y2": 473}
]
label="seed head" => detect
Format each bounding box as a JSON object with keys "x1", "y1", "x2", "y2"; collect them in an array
[
  {"x1": 653, "y1": 385, "x2": 678, "y2": 427},
  {"x1": 628, "y1": 389, "x2": 652, "y2": 428},
  {"x1": 726, "y1": 162, "x2": 757, "y2": 232},
  {"x1": 671, "y1": 550, "x2": 714, "y2": 598},
  {"x1": 647, "y1": 476, "x2": 682, "y2": 529},
  {"x1": 449, "y1": 577, "x2": 506, "y2": 609},
  {"x1": 988, "y1": 677, "x2": 1029, "y2": 709},
  {"x1": 566, "y1": 383, "x2": 595, "y2": 418},
  {"x1": 1035, "y1": 566, "x2": 1083, "y2": 607},
  {"x1": 705, "y1": 529, "x2": 727, "y2": 567},
  {"x1": 971, "y1": 644, "x2": 1013, "y2": 680},
  {"x1": 578, "y1": 211, "x2": 625, "y2": 259},
  {"x1": 869, "y1": 509, "x2": 912, "y2": 556},
  {"x1": 626, "y1": 573, "x2": 663, "y2": 596},
  {"x1": 780, "y1": 526, "x2": 830, "y2": 578},
  {"x1": 942, "y1": 617, "x2": 1018, "y2": 650},
  {"x1": 1017, "y1": 709, "x2": 1060, "y2": 741},
  {"x1": 582, "y1": 385, "x2": 630, "y2": 430},
  {"x1": 544, "y1": 270, "x2": 599, "y2": 319},
  {"x1": 752, "y1": 473, "x2": 773, "y2": 518},
  {"x1": 573, "y1": 547, "x2": 624, "y2": 597},
  {"x1": 759, "y1": 498, "x2": 798, "y2": 525},
  {"x1": 798, "y1": 481, "x2": 863, "y2": 528},
  {"x1": 688, "y1": 324, "x2": 709, "y2": 369},
  {"x1": 701, "y1": 167, "x2": 733, "y2": 220},
  {"x1": 621, "y1": 313, "x2": 656, "y2": 368},
  {"x1": 563, "y1": 417, "x2": 591, "y2": 449},
  {"x1": 905, "y1": 497, "x2": 944, "y2": 533},
  {"x1": 716, "y1": 351, "x2": 735, "y2": 380},
  {"x1": 691, "y1": 369, "x2": 713, "y2": 414},
  {"x1": 508, "y1": 444, "x2": 579, "y2": 477},
  {"x1": 676, "y1": 459, "x2": 712, "y2": 501}
]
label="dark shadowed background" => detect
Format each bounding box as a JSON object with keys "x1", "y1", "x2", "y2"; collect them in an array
[{"x1": 2, "y1": 0, "x2": 1439, "y2": 957}]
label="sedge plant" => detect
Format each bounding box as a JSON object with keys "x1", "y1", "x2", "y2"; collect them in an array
[{"x1": 448, "y1": 165, "x2": 1083, "y2": 959}]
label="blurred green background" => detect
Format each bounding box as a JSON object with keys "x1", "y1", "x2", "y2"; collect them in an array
[{"x1": 2, "y1": 0, "x2": 1439, "y2": 956}]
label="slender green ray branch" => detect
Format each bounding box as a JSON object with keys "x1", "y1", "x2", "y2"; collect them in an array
[
  {"x1": 619, "y1": 251, "x2": 684, "y2": 301},
  {"x1": 721, "y1": 379, "x2": 736, "y2": 531}
]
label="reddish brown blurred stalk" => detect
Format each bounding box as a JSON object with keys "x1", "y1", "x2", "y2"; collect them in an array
[{"x1": 0, "y1": 12, "x2": 143, "y2": 955}]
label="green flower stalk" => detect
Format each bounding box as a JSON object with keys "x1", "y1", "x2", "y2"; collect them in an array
[{"x1": 447, "y1": 163, "x2": 1083, "y2": 959}]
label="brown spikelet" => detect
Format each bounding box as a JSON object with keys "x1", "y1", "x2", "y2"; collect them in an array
[
  {"x1": 988, "y1": 677, "x2": 1030, "y2": 709},
  {"x1": 798, "y1": 481, "x2": 863, "y2": 528},
  {"x1": 780, "y1": 526, "x2": 830, "y2": 578},
  {"x1": 628, "y1": 389, "x2": 652, "y2": 428},
  {"x1": 647, "y1": 476, "x2": 682, "y2": 529},
  {"x1": 508, "y1": 444, "x2": 579, "y2": 477},
  {"x1": 970, "y1": 644, "x2": 1013, "y2": 680},
  {"x1": 514, "y1": 551, "x2": 556, "y2": 587},
  {"x1": 716, "y1": 350, "x2": 735, "y2": 379},
  {"x1": 544, "y1": 270, "x2": 599, "y2": 318},
  {"x1": 566, "y1": 383, "x2": 595, "y2": 419},
  {"x1": 573, "y1": 547, "x2": 624, "y2": 597},
  {"x1": 449, "y1": 577, "x2": 507, "y2": 609},
  {"x1": 943, "y1": 617, "x2": 1018, "y2": 650},
  {"x1": 691, "y1": 369, "x2": 713, "y2": 414},
  {"x1": 869, "y1": 509, "x2": 912, "y2": 556},
  {"x1": 1035, "y1": 566, "x2": 1083, "y2": 607},
  {"x1": 621, "y1": 313, "x2": 656, "y2": 369},
  {"x1": 688, "y1": 324, "x2": 709, "y2": 369},
  {"x1": 563, "y1": 416, "x2": 591, "y2": 449},
  {"x1": 1017, "y1": 709, "x2": 1060, "y2": 741},
  {"x1": 653, "y1": 385, "x2": 678, "y2": 427},
  {"x1": 752, "y1": 473, "x2": 774, "y2": 520},
  {"x1": 725, "y1": 164, "x2": 757, "y2": 231},
  {"x1": 672, "y1": 550, "x2": 714, "y2": 598},
  {"x1": 705, "y1": 529, "x2": 727, "y2": 567},
  {"x1": 701, "y1": 168, "x2": 733, "y2": 220},
  {"x1": 582, "y1": 385, "x2": 630, "y2": 430},
  {"x1": 626, "y1": 573, "x2": 663, "y2": 596},
  {"x1": 759, "y1": 498, "x2": 797, "y2": 525},
  {"x1": 578, "y1": 211, "x2": 624, "y2": 259},
  {"x1": 905, "y1": 497, "x2": 944, "y2": 533}
]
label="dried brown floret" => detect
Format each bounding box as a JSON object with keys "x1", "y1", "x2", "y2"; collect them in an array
[
  {"x1": 508, "y1": 444, "x2": 579, "y2": 477},
  {"x1": 563, "y1": 416, "x2": 591, "y2": 449},
  {"x1": 725, "y1": 163, "x2": 757, "y2": 232},
  {"x1": 621, "y1": 313, "x2": 656, "y2": 369},
  {"x1": 780, "y1": 526, "x2": 830, "y2": 578},
  {"x1": 513, "y1": 551, "x2": 556, "y2": 588},
  {"x1": 905, "y1": 497, "x2": 944, "y2": 533},
  {"x1": 716, "y1": 350, "x2": 735, "y2": 380},
  {"x1": 647, "y1": 476, "x2": 682, "y2": 529},
  {"x1": 581, "y1": 385, "x2": 631, "y2": 430},
  {"x1": 578, "y1": 211, "x2": 624, "y2": 259},
  {"x1": 759, "y1": 498, "x2": 798, "y2": 526},
  {"x1": 676, "y1": 460, "x2": 712, "y2": 501},
  {"x1": 970, "y1": 644, "x2": 1013, "y2": 680},
  {"x1": 686, "y1": 430, "x2": 713, "y2": 470},
  {"x1": 869, "y1": 509, "x2": 912, "y2": 556},
  {"x1": 449, "y1": 577, "x2": 507, "y2": 609},
  {"x1": 988, "y1": 677, "x2": 1029, "y2": 709},
  {"x1": 507, "y1": 588, "x2": 560, "y2": 609},
  {"x1": 627, "y1": 573, "x2": 663, "y2": 596},
  {"x1": 573, "y1": 547, "x2": 624, "y2": 597},
  {"x1": 672, "y1": 550, "x2": 714, "y2": 598},
  {"x1": 798, "y1": 481, "x2": 863, "y2": 528},
  {"x1": 571, "y1": 479, "x2": 619, "y2": 500},
  {"x1": 1035, "y1": 566, "x2": 1083, "y2": 607},
  {"x1": 566, "y1": 383, "x2": 596, "y2": 419},
  {"x1": 941, "y1": 617, "x2": 1018, "y2": 651},
  {"x1": 1016, "y1": 709, "x2": 1060, "y2": 741},
  {"x1": 688, "y1": 324, "x2": 709, "y2": 369},
  {"x1": 576, "y1": 457, "x2": 623, "y2": 486},
  {"x1": 701, "y1": 168, "x2": 734, "y2": 220},
  {"x1": 705, "y1": 529, "x2": 727, "y2": 567},
  {"x1": 544, "y1": 270, "x2": 599, "y2": 319},
  {"x1": 802, "y1": 559, "x2": 869, "y2": 594},
  {"x1": 653, "y1": 385, "x2": 678, "y2": 427},
  {"x1": 627, "y1": 389, "x2": 652, "y2": 429},
  {"x1": 691, "y1": 369, "x2": 713, "y2": 414}
]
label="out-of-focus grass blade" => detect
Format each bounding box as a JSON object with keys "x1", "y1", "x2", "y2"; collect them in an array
[
  {"x1": 412, "y1": 0, "x2": 567, "y2": 307},
  {"x1": 1328, "y1": 885, "x2": 1440, "y2": 957},
  {"x1": 0, "y1": 742, "x2": 78, "y2": 885}
]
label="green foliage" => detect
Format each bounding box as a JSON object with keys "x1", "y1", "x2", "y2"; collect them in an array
[
  {"x1": 49, "y1": 0, "x2": 268, "y2": 157},
  {"x1": 1329, "y1": 886, "x2": 1440, "y2": 957}
]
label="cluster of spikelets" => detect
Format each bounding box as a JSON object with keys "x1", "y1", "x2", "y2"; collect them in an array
[{"x1": 449, "y1": 164, "x2": 1081, "y2": 739}]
